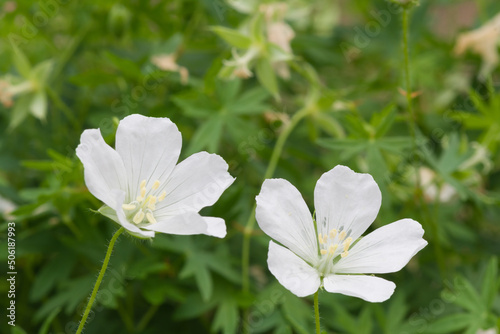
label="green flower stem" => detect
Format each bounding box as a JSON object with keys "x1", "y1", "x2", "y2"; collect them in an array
[
  {"x1": 136, "y1": 304, "x2": 160, "y2": 332},
  {"x1": 76, "y1": 227, "x2": 125, "y2": 334},
  {"x1": 241, "y1": 107, "x2": 311, "y2": 334},
  {"x1": 402, "y1": 8, "x2": 418, "y2": 151},
  {"x1": 242, "y1": 107, "x2": 311, "y2": 293},
  {"x1": 314, "y1": 291, "x2": 321, "y2": 334},
  {"x1": 401, "y1": 7, "x2": 445, "y2": 277}
]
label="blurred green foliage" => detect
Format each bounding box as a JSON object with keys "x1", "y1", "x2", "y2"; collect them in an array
[{"x1": 0, "y1": 0, "x2": 499, "y2": 333}]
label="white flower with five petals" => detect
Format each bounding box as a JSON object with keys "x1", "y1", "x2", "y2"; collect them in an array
[
  {"x1": 256, "y1": 165, "x2": 427, "y2": 302},
  {"x1": 76, "y1": 114, "x2": 235, "y2": 239}
]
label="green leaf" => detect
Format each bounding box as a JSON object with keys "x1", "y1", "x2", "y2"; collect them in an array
[
  {"x1": 10, "y1": 44, "x2": 31, "y2": 77},
  {"x1": 31, "y1": 60, "x2": 53, "y2": 84},
  {"x1": 11, "y1": 327, "x2": 28, "y2": 334},
  {"x1": 211, "y1": 26, "x2": 252, "y2": 49},
  {"x1": 104, "y1": 51, "x2": 143, "y2": 79},
  {"x1": 371, "y1": 104, "x2": 396, "y2": 138},
  {"x1": 30, "y1": 252, "x2": 75, "y2": 302},
  {"x1": 211, "y1": 298, "x2": 239, "y2": 334},
  {"x1": 480, "y1": 257, "x2": 499, "y2": 309},
  {"x1": 255, "y1": 57, "x2": 279, "y2": 99},
  {"x1": 451, "y1": 276, "x2": 485, "y2": 314},
  {"x1": 426, "y1": 313, "x2": 474, "y2": 333},
  {"x1": 9, "y1": 94, "x2": 32, "y2": 129},
  {"x1": 38, "y1": 307, "x2": 61, "y2": 334},
  {"x1": 230, "y1": 87, "x2": 269, "y2": 115},
  {"x1": 187, "y1": 117, "x2": 224, "y2": 154},
  {"x1": 179, "y1": 256, "x2": 213, "y2": 301}
]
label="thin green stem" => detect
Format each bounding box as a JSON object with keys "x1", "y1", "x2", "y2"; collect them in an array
[
  {"x1": 241, "y1": 107, "x2": 311, "y2": 334},
  {"x1": 314, "y1": 291, "x2": 321, "y2": 334},
  {"x1": 46, "y1": 87, "x2": 80, "y2": 130},
  {"x1": 242, "y1": 107, "x2": 311, "y2": 293},
  {"x1": 76, "y1": 227, "x2": 125, "y2": 334},
  {"x1": 402, "y1": 9, "x2": 415, "y2": 140},
  {"x1": 136, "y1": 304, "x2": 160, "y2": 332}
]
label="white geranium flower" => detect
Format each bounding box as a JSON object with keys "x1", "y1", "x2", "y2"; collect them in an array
[
  {"x1": 256, "y1": 165, "x2": 427, "y2": 302},
  {"x1": 76, "y1": 114, "x2": 235, "y2": 239}
]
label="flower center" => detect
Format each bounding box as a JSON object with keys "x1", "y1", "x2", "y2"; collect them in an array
[
  {"x1": 316, "y1": 228, "x2": 353, "y2": 275},
  {"x1": 122, "y1": 179, "x2": 166, "y2": 225}
]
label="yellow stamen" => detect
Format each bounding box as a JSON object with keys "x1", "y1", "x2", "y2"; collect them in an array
[
  {"x1": 343, "y1": 237, "x2": 353, "y2": 252},
  {"x1": 319, "y1": 233, "x2": 324, "y2": 244},
  {"x1": 341, "y1": 250, "x2": 349, "y2": 258},
  {"x1": 320, "y1": 249, "x2": 327, "y2": 255},
  {"x1": 136, "y1": 195, "x2": 144, "y2": 202},
  {"x1": 146, "y1": 212, "x2": 157, "y2": 224},
  {"x1": 329, "y1": 229, "x2": 337, "y2": 239},
  {"x1": 158, "y1": 191, "x2": 166, "y2": 202},
  {"x1": 140, "y1": 187, "x2": 146, "y2": 198},
  {"x1": 152, "y1": 180, "x2": 160, "y2": 190},
  {"x1": 339, "y1": 230, "x2": 347, "y2": 241},
  {"x1": 122, "y1": 203, "x2": 136, "y2": 211},
  {"x1": 328, "y1": 244, "x2": 338, "y2": 255},
  {"x1": 140, "y1": 179, "x2": 147, "y2": 189},
  {"x1": 132, "y1": 210, "x2": 145, "y2": 224}
]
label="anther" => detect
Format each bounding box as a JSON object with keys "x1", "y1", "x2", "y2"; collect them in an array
[
  {"x1": 152, "y1": 180, "x2": 160, "y2": 190},
  {"x1": 341, "y1": 250, "x2": 349, "y2": 258},
  {"x1": 339, "y1": 230, "x2": 347, "y2": 241},
  {"x1": 122, "y1": 203, "x2": 136, "y2": 211},
  {"x1": 146, "y1": 212, "x2": 157, "y2": 224},
  {"x1": 319, "y1": 233, "x2": 324, "y2": 244},
  {"x1": 328, "y1": 244, "x2": 338, "y2": 255},
  {"x1": 158, "y1": 191, "x2": 166, "y2": 202},
  {"x1": 140, "y1": 179, "x2": 146, "y2": 189},
  {"x1": 140, "y1": 187, "x2": 146, "y2": 198},
  {"x1": 343, "y1": 237, "x2": 353, "y2": 251},
  {"x1": 320, "y1": 249, "x2": 327, "y2": 255},
  {"x1": 133, "y1": 210, "x2": 145, "y2": 224},
  {"x1": 329, "y1": 229, "x2": 337, "y2": 239}
]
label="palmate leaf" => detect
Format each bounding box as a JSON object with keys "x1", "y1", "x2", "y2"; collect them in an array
[
  {"x1": 452, "y1": 84, "x2": 500, "y2": 152},
  {"x1": 428, "y1": 257, "x2": 500, "y2": 333},
  {"x1": 175, "y1": 79, "x2": 270, "y2": 153},
  {"x1": 211, "y1": 297, "x2": 239, "y2": 334}
]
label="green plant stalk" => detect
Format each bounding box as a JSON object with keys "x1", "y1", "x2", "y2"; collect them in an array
[
  {"x1": 241, "y1": 107, "x2": 311, "y2": 334},
  {"x1": 76, "y1": 227, "x2": 125, "y2": 334},
  {"x1": 401, "y1": 7, "x2": 446, "y2": 276},
  {"x1": 314, "y1": 291, "x2": 321, "y2": 334},
  {"x1": 402, "y1": 9, "x2": 415, "y2": 142},
  {"x1": 242, "y1": 107, "x2": 311, "y2": 293},
  {"x1": 136, "y1": 304, "x2": 160, "y2": 332}
]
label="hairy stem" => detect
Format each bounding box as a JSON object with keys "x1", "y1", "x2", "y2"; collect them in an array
[
  {"x1": 76, "y1": 227, "x2": 125, "y2": 334},
  {"x1": 314, "y1": 291, "x2": 321, "y2": 334},
  {"x1": 241, "y1": 107, "x2": 311, "y2": 334}
]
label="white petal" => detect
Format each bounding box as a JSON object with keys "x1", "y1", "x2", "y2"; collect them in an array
[
  {"x1": 107, "y1": 190, "x2": 155, "y2": 238},
  {"x1": 314, "y1": 165, "x2": 381, "y2": 241},
  {"x1": 115, "y1": 114, "x2": 182, "y2": 202},
  {"x1": 334, "y1": 219, "x2": 427, "y2": 274},
  {"x1": 256, "y1": 179, "x2": 318, "y2": 265},
  {"x1": 142, "y1": 211, "x2": 226, "y2": 238},
  {"x1": 323, "y1": 274, "x2": 395, "y2": 303},
  {"x1": 267, "y1": 241, "x2": 320, "y2": 297},
  {"x1": 204, "y1": 217, "x2": 227, "y2": 238},
  {"x1": 76, "y1": 129, "x2": 127, "y2": 208},
  {"x1": 154, "y1": 152, "x2": 234, "y2": 216}
]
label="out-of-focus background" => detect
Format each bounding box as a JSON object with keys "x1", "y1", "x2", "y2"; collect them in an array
[{"x1": 0, "y1": 0, "x2": 499, "y2": 333}]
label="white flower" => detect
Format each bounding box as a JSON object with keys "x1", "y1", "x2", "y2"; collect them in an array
[
  {"x1": 76, "y1": 114, "x2": 235, "y2": 239},
  {"x1": 256, "y1": 165, "x2": 427, "y2": 302}
]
